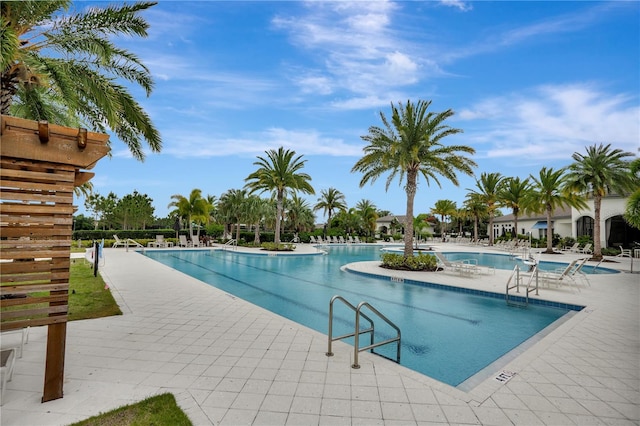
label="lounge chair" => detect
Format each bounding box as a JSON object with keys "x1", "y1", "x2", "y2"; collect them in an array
[
  {"x1": 354, "y1": 236, "x2": 361, "y2": 244},
  {"x1": 539, "y1": 259, "x2": 580, "y2": 292},
  {"x1": 561, "y1": 243, "x2": 580, "y2": 253},
  {"x1": 1, "y1": 348, "x2": 16, "y2": 405},
  {"x1": 578, "y1": 243, "x2": 592, "y2": 254},
  {"x1": 618, "y1": 246, "x2": 632, "y2": 258},
  {"x1": 434, "y1": 252, "x2": 477, "y2": 276},
  {"x1": 112, "y1": 235, "x2": 143, "y2": 248},
  {"x1": 0, "y1": 327, "x2": 29, "y2": 358},
  {"x1": 309, "y1": 236, "x2": 317, "y2": 244},
  {"x1": 569, "y1": 257, "x2": 591, "y2": 287},
  {"x1": 339, "y1": 236, "x2": 346, "y2": 244},
  {"x1": 332, "y1": 236, "x2": 339, "y2": 243},
  {"x1": 347, "y1": 236, "x2": 354, "y2": 243},
  {"x1": 191, "y1": 234, "x2": 201, "y2": 247},
  {"x1": 178, "y1": 235, "x2": 192, "y2": 247},
  {"x1": 154, "y1": 235, "x2": 166, "y2": 248}
]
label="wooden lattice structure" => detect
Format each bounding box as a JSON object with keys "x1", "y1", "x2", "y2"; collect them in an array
[{"x1": 0, "y1": 115, "x2": 109, "y2": 402}]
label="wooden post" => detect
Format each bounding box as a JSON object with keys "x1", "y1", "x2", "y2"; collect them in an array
[{"x1": 1, "y1": 115, "x2": 109, "y2": 402}]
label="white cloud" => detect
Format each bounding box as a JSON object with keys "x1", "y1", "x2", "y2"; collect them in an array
[
  {"x1": 439, "y1": 0, "x2": 473, "y2": 12},
  {"x1": 162, "y1": 127, "x2": 363, "y2": 158},
  {"x1": 458, "y1": 84, "x2": 640, "y2": 160},
  {"x1": 272, "y1": 1, "x2": 428, "y2": 105}
]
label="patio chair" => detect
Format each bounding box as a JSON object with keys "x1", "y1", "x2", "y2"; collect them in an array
[
  {"x1": 561, "y1": 243, "x2": 580, "y2": 253},
  {"x1": 354, "y1": 236, "x2": 362, "y2": 243},
  {"x1": 1, "y1": 348, "x2": 16, "y2": 405},
  {"x1": 191, "y1": 234, "x2": 201, "y2": 247},
  {"x1": 569, "y1": 257, "x2": 591, "y2": 287},
  {"x1": 309, "y1": 235, "x2": 317, "y2": 244},
  {"x1": 578, "y1": 243, "x2": 592, "y2": 254},
  {"x1": 178, "y1": 235, "x2": 192, "y2": 247},
  {"x1": 347, "y1": 236, "x2": 354, "y2": 243},
  {"x1": 339, "y1": 236, "x2": 346, "y2": 244},
  {"x1": 539, "y1": 259, "x2": 580, "y2": 292},
  {"x1": 112, "y1": 235, "x2": 143, "y2": 248},
  {"x1": 618, "y1": 246, "x2": 632, "y2": 258},
  {"x1": 0, "y1": 327, "x2": 29, "y2": 358},
  {"x1": 434, "y1": 252, "x2": 477, "y2": 276},
  {"x1": 154, "y1": 235, "x2": 166, "y2": 248}
]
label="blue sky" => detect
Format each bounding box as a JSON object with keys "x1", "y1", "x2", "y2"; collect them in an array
[{"x1": 78, "y1": 0, "x2": 640, "y2": 221}]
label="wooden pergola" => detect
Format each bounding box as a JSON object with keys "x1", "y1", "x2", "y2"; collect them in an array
[{"x1": 0, "y1": 115, "x2": 109, "y2": 402}]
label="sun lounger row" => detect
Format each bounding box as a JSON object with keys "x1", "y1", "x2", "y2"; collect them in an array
[{"x1": 309, "y1": 236, "x2": 361, "y2": 244}]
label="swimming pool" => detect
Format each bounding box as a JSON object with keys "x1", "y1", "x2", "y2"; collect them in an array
[{"x1": 143, "y1": 246, "x2": 580, "y2": 387}]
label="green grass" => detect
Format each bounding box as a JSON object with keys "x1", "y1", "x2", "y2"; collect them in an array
[
  {"x1": 69, "y1": 393, "x2": 192, "y2": 426},
  {"x1": 69, "y1": 260, "x2": 122, "y2": 320}
]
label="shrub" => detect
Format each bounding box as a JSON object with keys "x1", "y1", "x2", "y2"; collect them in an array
[
  {"x1": 380, "y1": 252, "x2": 438, "y2": 271},
  {"x1": 261, "y1": 242, "x2": 296, "y2": 251}
]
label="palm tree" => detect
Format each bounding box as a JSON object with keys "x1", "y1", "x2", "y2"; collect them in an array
[
  {"x1": 243, "y1": 195, "x2": 267, "y2": 245},
  {"x1": 218, "y1": 189, "x2": 247, "y2": 242},
  {"x1": 355, "y1": 199, "x2": 378, "y2": 238},
  {"x1": 564, "y1": 143, "x2": 636, "y2": 259},
  {"x1": 464, "y1": 193, "x2": 489, "y2": 242},
  {"x1": 1, "y1": 1, "x2": 161, "y2": 160},
  {"x1": 245, "y1": 147, "x2": 315, "y2": 244},
  {"x1": 529, "y1": 167, "x2": 587, "y2": 254},
  {"x1": 286, "y1": 194, "x2": 316, "y2": 236},
  {"x1": 468, "y1": 172, "x2": 503, "y2": 246},
  {"x1": 624, "y1": 159, "x2": 640, "y2": 230},
  {"x1": 498, "y1": 177, "x2": 532, "y2": 244},
  {"x1": 313, "y1": 187, "x2": 347, "y2": 234},
  {"x1": 352, "y1": 100, "x2": 476, "y2": 257},
  {"x1": 167, "y1": 189, "x2": 208, "y2": 240},
  {"x1": 430, "y1": 199, "x2": 457, "y2": 242}
]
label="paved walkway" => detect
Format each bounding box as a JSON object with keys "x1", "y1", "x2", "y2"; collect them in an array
[{"x1": 1, "y1": 243, "x2": 638, "y2": 425}]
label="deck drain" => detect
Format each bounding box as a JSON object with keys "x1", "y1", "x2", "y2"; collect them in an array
[{"x1": 494, "y1": 370, "x2": 516, "y2": 383}]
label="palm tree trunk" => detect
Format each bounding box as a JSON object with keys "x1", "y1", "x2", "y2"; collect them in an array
[
  {"x1": 473, "y1": 216, "x2": 479, "y2": 242},
  {"x1": 488, "y1": 213, "x2": 495, "y2": 246},
  {"x1": 593, "y1": 195, "x2": 602, "y2": 260},
  {"x1": 545, "y1": 207, "x2": 554, "y2": 254},
  {"x1": 254, "y1": 223, "x2": 260, "y2": 245},
  {"x1": 275, "y1": 191, "x2": 283, "y2": 244},
  {"x1": 404, "y1": 171, "x2": 417, "y2": 257}
]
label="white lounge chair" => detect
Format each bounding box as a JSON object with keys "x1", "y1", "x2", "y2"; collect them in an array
[
  {"x1": 178, "y1": 235, "x2": 192, "y2": 247},
  {"x1": 561, "y1": 243, "x2": 580, "y2": 253},
  {"x1": 539, "y1": 259, "x2": 580, "y2": 292},
  {"x1": 347, "y1": 236, "x2": 354, "y2": 244},
  {"x1": 309, "y1": 236, "x2": 317, "y2": 244},
  {"x1": 578, "y1": 243, "x2": 592, "y2": 254},
  {"x1": 0, "y1": 327, "x2": 29, "y2": 358},
  {"x1": 569, "y1": 257, "x2": 591, "y2": 287},
  {"x1": 112, "y1": 235, "x2": 143, "y2": 248},
  {"x1": 339, "y1": 236, "x2": 346, "y2": 244},
  {"x1": 1, "y1": 348, "x2": 16, "y2": 405},
  {"x1": 354, "y1": 236, "x2": 361, "y2": 244},
  {"x1": 618, "y1": 246, "x2": 632, "y2": 258},
  {"x1": 191, "y1": 234, "x2": 201, "y2": 247},
  {"x1": 434, "y1": 252, "x2": 477, "y2": 276}
]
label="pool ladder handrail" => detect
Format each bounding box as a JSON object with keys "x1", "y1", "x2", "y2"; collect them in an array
[
  {"x1": 326, "y1": 295, "x2": 401, "y2": 368},
  {"x1": 505, "y1": 264, "x2": 540, "y2": 307},
  {"x1": 223, "y1": 239, "x2": 237, "y2": 250}
]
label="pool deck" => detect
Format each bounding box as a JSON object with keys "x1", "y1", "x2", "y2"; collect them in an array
[{"x1": 1, "y1": 243, "x2": 638, "y2": 425}]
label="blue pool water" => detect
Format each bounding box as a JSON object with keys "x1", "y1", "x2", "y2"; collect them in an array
[
  {"x1": 442, "y1": 252, "x2": 618, "y2": 274},
  {"x1": 143, "y1": 246, "x2": 578, "y2": 387}
]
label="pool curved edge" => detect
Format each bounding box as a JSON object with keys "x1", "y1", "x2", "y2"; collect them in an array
[{"x1": 342, "y1": 261, "x2": 585, "y2": 312}]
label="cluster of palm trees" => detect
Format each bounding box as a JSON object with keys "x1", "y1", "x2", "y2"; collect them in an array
[{"x1": 3, "y1": 3, "x2": 638, "y2": 261}]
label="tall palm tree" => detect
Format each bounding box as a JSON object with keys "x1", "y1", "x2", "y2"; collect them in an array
[
  {"x1": 286, "y1": 194, "x2": 316, "y2": 235},
  {"x1": 245, "y1": 147, "x2": 315, "y2": 244},
  {"x1": 1, "y1": 1, "x2": 161, "y2": 160},
  {"x1": 529, "y1": 167, "x2": 587, "y2": 254},
  {"x1": 498, "y1": 176, "x2": 532, "y2": 244},
  {"x1": 355, "y1": 199, "x2": 378, "y2": 238},
  {"x1": 243, "y1": 195, "x2": 267, "y2": 245},
  {"x1": 352, "y1": 100, "x2": 476, "y2": 257},
  {"x1": 624, "y1": 159, "x2": 640, "y2": 230},
  {"x1": 464, "y1": 193, "x2": 489, "y2": 242},
  {"x1": 430, "y1": 199, "x2": 457, "y2": 242},
  {"x1": 564, "y1": 143, "x2": 636, "y2": 259},
  {"x1": 468, "y1": 172, "x2": 503, "y2": 246},
  {"x1": 218, "y1": 189, "x2": 247, "y2": 242},
  {"x1": 167, "y1": 189, "x2": 208, "y2": 239},
  {"x1": 313, "y1": 187, "x2": 347, "y2": 233}
]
